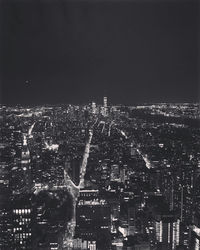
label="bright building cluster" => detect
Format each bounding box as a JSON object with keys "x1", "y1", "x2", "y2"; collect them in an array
[{"x1": 0, "y1": 99, "x2": 199, "y2": 250}]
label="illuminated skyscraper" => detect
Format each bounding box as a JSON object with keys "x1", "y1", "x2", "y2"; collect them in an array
[
  {"x1": 190, "y1": 225, "x2": 200, "y2": 250},
  {"x1": 155, "y1": 214, "x2": 180, "y2": 250},
  {"x1": 91, "y1": 102, "x2": 97, "y2": 114},
  {"x1": 12, "y1": 196, "x2": 32, "y2": 250},
  {"x1": 103, "y1": 97, "x2": 108, "y2": 116},
  {"x1": 0, "y1": 161, "x2": 12, "y2": 249},
  {"x1": 103, "y1": 97, "x2": 107, "y2": 108},
  {"x1": 21, "y1": 134, "x2": 31, "y2": 192}
]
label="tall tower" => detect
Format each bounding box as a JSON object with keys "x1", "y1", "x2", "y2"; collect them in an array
[
  {"x1": 91, "y1": 102, "x2": 97, "y2": 114},
  {"x1": 103, "y1": 96, "x2": 107, "y2": 108},
  {"x1": 21, "y1": 134, "x2": 31, "y2": 191},
  {"x1": 103, "y1": 97, "x2": 108, "y2": 116},
  {"x1": 155, "y1": 214, "x2": 180, "y2": 250}
]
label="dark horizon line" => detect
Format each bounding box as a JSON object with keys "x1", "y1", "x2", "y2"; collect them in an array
[{"x1": 0, "y1": 101, "x2": 198, "y2": 108}]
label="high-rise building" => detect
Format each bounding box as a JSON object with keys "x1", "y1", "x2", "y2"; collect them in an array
[
  {"x1": 21, "y1": 135, "x2": 30, "y2": 166},
  {"x1": 12, "y1": 195, "x2": 32, "y2": 250},
  {"x1": 103, "y1": 97, "x2": 108, "y2": 116},
  {"x1": 155, "y1": 214, "x2": 180, "y2": 250},
  {"x1": 65, "y1": 157, "x2": 81, "y2": 186},
  {"x1": 72, "y1": 158, "x2": 81, "y2": 186},
  {"x1": 189, "y1": 225, "x2": 200, "y2": 250},
  {"x1": 103, "y1": 97, "x2": 107, "y2": 108},
  {"x1": 0, "y1": 161, "x2": 12, "y2": 250},
  {"x1": 75, "y1": 190, "x2": 111, "y2": 249},
  {"x1": 21, "y1": 134, "x2": 32, "y2": 192},
  {"x1": 91, "y1": 102, "x2": 97, "y2": 115}
]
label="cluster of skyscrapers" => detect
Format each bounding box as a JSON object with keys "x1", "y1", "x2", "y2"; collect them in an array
[{"x1": 0, "y1": 101, "x2": 199, "y2": 250}]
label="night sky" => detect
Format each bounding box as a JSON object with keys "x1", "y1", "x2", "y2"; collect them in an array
[{"x1": 1, "y1": 0, "x2": 199, "y2": 105}]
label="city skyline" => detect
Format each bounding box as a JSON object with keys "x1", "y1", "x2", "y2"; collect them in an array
[
  {"x1": 0, "y1": 102, "x2": 199, "y2": 249},
  {"x1": 0, "y1": 0, "x2": 200, "y2": 249}
]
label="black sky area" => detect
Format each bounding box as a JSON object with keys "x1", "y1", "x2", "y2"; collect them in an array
[{"x1": 0, "y1": 0, "x2": 199, "y2": 105}]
